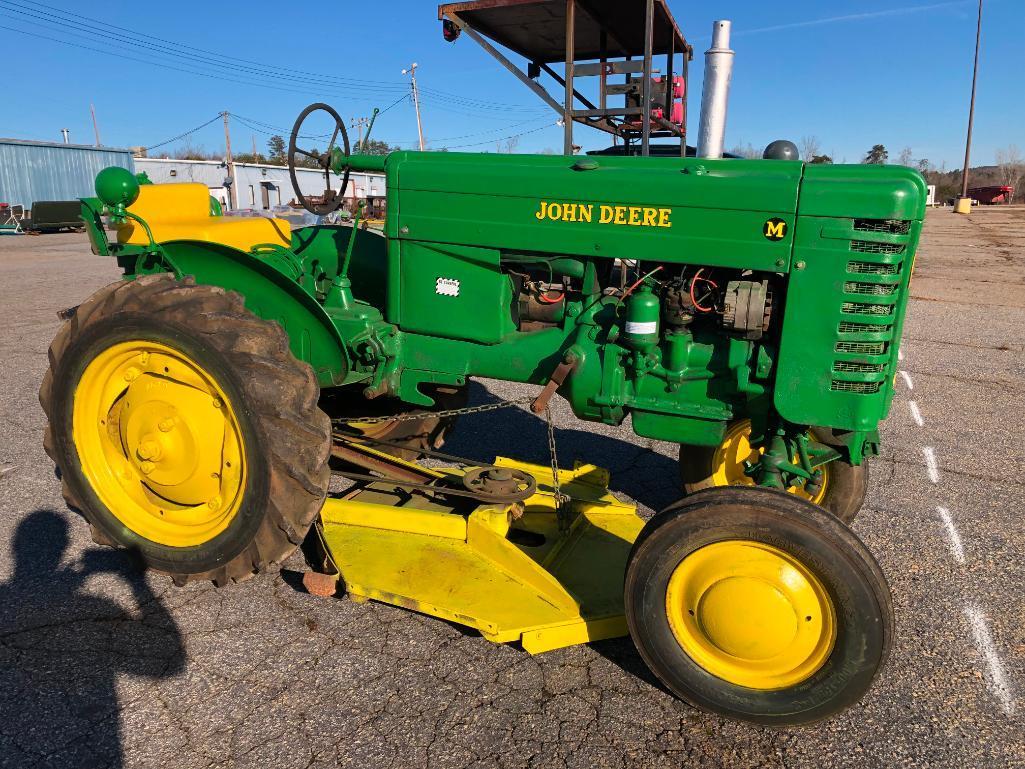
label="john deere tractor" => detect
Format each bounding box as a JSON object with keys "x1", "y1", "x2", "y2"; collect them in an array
[{"x1": 40, "y1": 99, "x2": 923, "y2": 724}]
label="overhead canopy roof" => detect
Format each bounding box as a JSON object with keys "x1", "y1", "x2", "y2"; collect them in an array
[{"x1": 438, "y1": 0, "x2": 687, "y2": 63}]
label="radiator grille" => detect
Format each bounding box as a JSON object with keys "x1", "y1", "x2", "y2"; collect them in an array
[
  {"x1": 842, "y1": 302, "x2": 894, "y2": 316},
  {"x1": 830, "y1": 380, "x2": 883, "y2": 394},
  {"x1": 834, "y1": 361, "x2": 886, "y2": 373},
  {"x1": 851, "y1": 240, "x2": 906, "y2": 255},
  {"x1": 848, "y1": 261, "x2": 899, "y2": 275},
  {"x1": 845, "y1": 281, "x2": 898, "y2": 296},
  {"x1": 854, "y1": 219, "x2": 912, "y2": 235},
  {"x1": 829, "y1": 220, "x2": 911, "y2": 397},
  {"x1": 839, "y1": 321, "x2": 885, "y2": 334},
  {"x1": 836, "y1": 341, "x2": 887, "y2": 355}
]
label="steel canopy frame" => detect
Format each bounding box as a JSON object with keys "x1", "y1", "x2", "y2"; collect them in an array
[{"x1": 438, "y1": 0, "x2": 692, "y2": 156}]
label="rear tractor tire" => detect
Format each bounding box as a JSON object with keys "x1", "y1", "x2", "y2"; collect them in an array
[
  {"x1": 679, "y1": 419, "x2": 867, "y2": 524},
  {"x1": 625, "y1": 486, "x2": 892, "y2": 726},
  {"x1": 40, "y1": 274, "x2": 332, "y2": 586}
]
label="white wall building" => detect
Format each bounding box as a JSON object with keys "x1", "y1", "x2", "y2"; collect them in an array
[{"x1": 134, "y1": 157, "x2": 386, "y2": 213}]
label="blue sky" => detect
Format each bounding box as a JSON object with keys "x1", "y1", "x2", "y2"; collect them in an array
[{"x1": 1, "y1": 0, "x2": 1021, "y2": 167}]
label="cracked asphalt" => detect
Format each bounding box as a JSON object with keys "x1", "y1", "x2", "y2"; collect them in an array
[{"x1": 1, "y1": 207, "x2": 1023, "y2": 768}]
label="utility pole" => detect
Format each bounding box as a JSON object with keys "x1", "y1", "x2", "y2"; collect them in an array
[
  {"x1": 222, "y1": 111, "x2": 236, "y2": 210},
  {"x1": 351, "y1": 116, "x2": 370, "y2": 152},
  {"x1": 402, "y1": 63, "x2": 426, "y2": 151},
  {"x1": 956, "y1": 0, "x2": 983, "y2": 215},
  {"x1": 90, "y1": 103, "x2": 101, "y2": 146},
  {"x1": 252, "y1": 135, "x2": 257, "y2": 159}
]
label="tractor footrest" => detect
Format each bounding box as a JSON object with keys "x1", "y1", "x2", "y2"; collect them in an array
[{"x1": 317, "y1": 458, "x2": 644, "y2": 653}]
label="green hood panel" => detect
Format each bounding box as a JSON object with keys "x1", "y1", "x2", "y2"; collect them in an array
[{"x1": 798, "y1": 164, "x2": 928, "y2": 221}]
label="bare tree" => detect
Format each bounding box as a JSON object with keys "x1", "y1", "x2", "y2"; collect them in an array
[
  {"x1": 729, "y1": 141, "x2": 760, "y2": 159},
  {"x1": 897, "y1": 147, "x2": 914, "y2": 167},
  {"x1": 995, "y1": 145, "x2": 1024, "y2": 202},
  {"x1": 800, "y1": 136, "x2": 821, "y2": 162}
]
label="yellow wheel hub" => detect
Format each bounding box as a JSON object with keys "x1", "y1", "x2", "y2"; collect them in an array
[
  {"x1": 72, "y1": 341, "x2": 246, "y2": 547},
  {"x1": 711, "y1": 420, "x2": 829, "y2": 504},
  {"x1": 665, "y1": 541, "x2": 836, "y2": 689}
]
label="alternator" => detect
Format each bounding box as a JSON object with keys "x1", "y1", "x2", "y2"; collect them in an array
[{"x1": 722, "y1": 280, "x2": 772, "y2": 340}]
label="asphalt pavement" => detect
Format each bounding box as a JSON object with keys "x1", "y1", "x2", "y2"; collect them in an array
[{"x1": 0, "y1": 208, "x2": 1023, "y2": 768}]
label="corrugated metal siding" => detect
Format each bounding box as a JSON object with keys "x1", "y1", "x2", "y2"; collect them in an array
[
  {"x1": 0, "y1": 139, "x2": 135, "y2": 209},
  {"x1": 135, "y1": 158, "x2": 386, "y2": 211}
]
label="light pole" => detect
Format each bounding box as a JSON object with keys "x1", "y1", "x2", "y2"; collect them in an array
[
  {"x1": 402, "y1": 63, "x2": 426, "y2": 151},
  {"x1": 956, "y1": 0, "x2": 983, "y2": 215}
]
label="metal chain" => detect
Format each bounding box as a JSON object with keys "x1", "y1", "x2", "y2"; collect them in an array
[
  {"x1": 332, "y1": 394, "x2": 569, "y2": 528},
  {"x1": 331, "y1": 396, "x2": 535, "y2": 426},
  {"x1": 545, "y1": 405, "x2": 569, "y2": 532}
]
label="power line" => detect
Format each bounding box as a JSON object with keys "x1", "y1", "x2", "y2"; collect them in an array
[
  {"x1": 145, "y1": 114, "x2": 223, "y2": 152},
  {"x1": 1, "y1": 1, "x2": 547, "y2": 113},
  {"x1": 442, "y1": 122, "x2": 559, "y2": 150},
  {"x1": 0, "y1": 1, "x2": 409, "y2": 94}
]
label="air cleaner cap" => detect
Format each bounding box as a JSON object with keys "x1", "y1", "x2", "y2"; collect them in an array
[{"x1": 763, "y1": 140, "x2": 800, "y2": 161}]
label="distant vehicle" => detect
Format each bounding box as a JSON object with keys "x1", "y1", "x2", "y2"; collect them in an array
[
  {"x1": 968, "y1": 185, "x2": 1014, "y2": 205},
  {"x1": 24, "y1": 201, "x2": 85, "y2": 233}
]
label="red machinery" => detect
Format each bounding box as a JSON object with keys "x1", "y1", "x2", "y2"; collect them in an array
[{"x1": 968, "y1": 185, "x2": 1014, "y2": 205}]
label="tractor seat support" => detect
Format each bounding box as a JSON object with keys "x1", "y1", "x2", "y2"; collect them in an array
[{"x1": 117, "y1": 183, "x2": 292, "y2": 253}]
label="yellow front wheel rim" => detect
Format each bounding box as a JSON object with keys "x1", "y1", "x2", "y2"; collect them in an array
[
  {"x1": 711, "y1": 420, "x2": 829, "y2": 504},
  {"x1": 72, "y1": 340, "x2": 247, "y2": 547},
  {"x1": 665, "y1": 541, "x2": 837, "y2": 689}
]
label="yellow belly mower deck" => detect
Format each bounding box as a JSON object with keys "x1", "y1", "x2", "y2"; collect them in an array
[{"x1": 317, "y1": 458, "x2": 644, "y2": 654}]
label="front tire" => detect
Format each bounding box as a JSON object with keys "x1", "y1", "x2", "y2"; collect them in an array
[
  {"x1": 625, "y1": 486, "x2": 892, "y2": 726},
  {"x1": 679, "y1": 420, "x2": 868, "y2": 524},
  {"x1": 40, "y1": 274, "x2": 332, "y2": 586}
]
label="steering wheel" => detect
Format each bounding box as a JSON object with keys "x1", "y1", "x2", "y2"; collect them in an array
[{"x1": 288, "y1": 102, "x2": 351, "y2": 216}]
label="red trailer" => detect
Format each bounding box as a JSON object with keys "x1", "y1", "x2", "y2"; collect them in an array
[{"x1": 968, "y1": 185, "x2": 1014, "y2": 204}]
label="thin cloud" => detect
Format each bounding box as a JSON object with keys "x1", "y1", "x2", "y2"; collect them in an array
[{"x1": 733, "y1": 1, "x2": 973, "y2": 36}]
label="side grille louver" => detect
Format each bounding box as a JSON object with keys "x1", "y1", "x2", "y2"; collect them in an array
[
  {"x1": 831, "y1": 219, "x2": 911, "y2": 395},
  {"x1": 854, "y1": 219, "x2": 912, "y2": 235}
]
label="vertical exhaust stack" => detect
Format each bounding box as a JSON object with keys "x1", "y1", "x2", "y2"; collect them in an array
[{"x1": 697, "y1": 20, "x2": 735, "y2": 159}]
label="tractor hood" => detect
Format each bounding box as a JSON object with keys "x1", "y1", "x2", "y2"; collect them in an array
[{"x1": 798, "y1": 164, "x2": 928, "y2": 222}]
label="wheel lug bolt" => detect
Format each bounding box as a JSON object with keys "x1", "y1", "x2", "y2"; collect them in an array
[
  {"x1": 137, "y1": 439, "x2": 160, "y2": 460},
  {"x1": 212, "y1": 398, "x2": 223, "y2": 409},
  {"x1": 139, "y1": 461, "x2": 155, "y2": 474},
  {"x1": 158, "y1": 418, "x2": 176, "y2": 432},
  {"x1": 124, "y1": 367, "x2": 140, "y2": 382},
  {"x1": 208, "y1": 496, "x2": 222, "y2": 509}
]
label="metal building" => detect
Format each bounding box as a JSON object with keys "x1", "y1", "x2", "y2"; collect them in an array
[
  {"x1": 135, "y1": 158, "x2": 386, "y2": 214},
  {"x1": 0, "y1": 138, "x2": 135, "y2": 211}
]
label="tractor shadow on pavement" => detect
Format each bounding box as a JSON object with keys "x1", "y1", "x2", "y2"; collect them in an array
[
  {"x1": 0, "y1": 510, "x2": 185, "y2": 768},
  {"x1": 443, "y1": 382, "x2": 682, "y2": 516}
]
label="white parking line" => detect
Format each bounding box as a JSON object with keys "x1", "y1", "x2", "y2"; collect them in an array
[
  {"x1": 900, "y1": 370, "x2": 915, "y2": 390},
  {"x1": 936, "y1": 507, "x2": 966, "y2": 564},
  {"x1": 965, "y1": 603, "x2": 1016, "y2": 716},
  {"x1": 908, "y1": 400, "x2": 924, "y2": 427},
  {"x1": 923, "y1": 446, "x2": 940, "y2": 483}
]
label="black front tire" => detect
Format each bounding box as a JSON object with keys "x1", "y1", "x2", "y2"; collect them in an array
[
  {"x1": 625, "y1": 486, "x2": 892, "y2": 726},
  {"x1": 678, "y1": 422, "x2": 868, "y2": 524}
]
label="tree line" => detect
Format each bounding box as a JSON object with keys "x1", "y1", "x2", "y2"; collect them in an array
[{"x1": 729, "y1": 137, "x2": 1023, "y2": 202}]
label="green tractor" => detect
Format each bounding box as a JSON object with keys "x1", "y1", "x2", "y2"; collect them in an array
[{"x1": 40, "y1": 98, "x2": 923, "y2": 724}]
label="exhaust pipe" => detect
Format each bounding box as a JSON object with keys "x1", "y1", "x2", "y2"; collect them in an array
[{"x1": 697, "y1": 20, "x2": 735, "y2": 159}]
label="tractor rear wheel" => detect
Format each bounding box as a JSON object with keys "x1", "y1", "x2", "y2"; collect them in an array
[
  {"x1": 39, "y1": 274, "x2": 332, "y2": 586},
  {"x1": 678, "y1": 420, "x2": 867, "y2": 524},
  {"x1": 625, "y1": 486, "x2": 892, "y2": 726}
]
